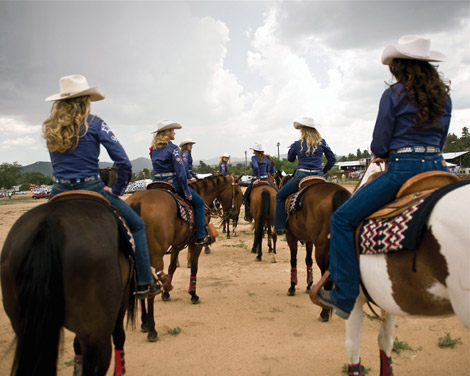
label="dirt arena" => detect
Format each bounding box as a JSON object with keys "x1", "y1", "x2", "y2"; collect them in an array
[{"x1": 0, "y1": 194, "x2": 468, "y2": 375}]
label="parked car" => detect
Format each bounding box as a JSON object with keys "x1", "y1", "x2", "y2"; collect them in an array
[{"x1": 32, "y1": 191, "x2": 50, "y2": 199}]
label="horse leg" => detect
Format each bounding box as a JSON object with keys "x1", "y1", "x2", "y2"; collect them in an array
[
  {"x1": 140, "y1": 299, "x2": 149, "y2": 332},
  {"x1": 345, "y1": 295, "x2": 366, "y2": 375},
  {"x1": 305, "y1": 242, "x2": 314, "y2": 292},
  {"x1": 315, "y1": 242, "x2": 333, "y2": 321},
  {"x1": 82, "y1": 338, "x2": 112, "y2": 376},
  {"x1": 162, "y1": 251, "x2": 179, "y2": 301},
  {"x1": 226, "y1": 219, "x2": 231, "y2": 239},
  {"x1": 112, "y1": 308, "x2": 127, "y2": 375},
  {"x1": 188, "y1": 244, "x2": 203, "y2": 303},
  {"x1": 145, "y1": 295, "x2": 158, "y2": 342},
  {"x1": 286, "y1": 232, "x2": 298, "y2": 296},
  {"x1": 378, "y1": 311, "x2": 396, "y2": 376},
  {"x1": 73, "y1": 336, "x2": 84, "y2": 376}
]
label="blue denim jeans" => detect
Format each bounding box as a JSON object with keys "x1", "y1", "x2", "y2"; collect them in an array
[
  {"x1": 274, "y1": 171, "x2": 324, "y2": 231},
  {"x1": 153, "y1": 177, "x2": 206, "y2": 239},
  {"x1": 329, "y1": 152, "x2": 449, "y2": 312},
  {"x1": 50, "y1": 180, "x2": 154, "y2": 286}
]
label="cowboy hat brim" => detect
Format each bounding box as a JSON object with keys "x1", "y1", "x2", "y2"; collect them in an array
[
  {"x1": 381, "y1": 45, "x2": 446, "y2": 65},
  {"x1": 151, "y1": 122, "x2": 182, "y2": 133},
  {"x1": 293, "y1": 121, "x2": 320, "y2": 130},
  {"x1": 45, "y1": 86, "x2": 105, "y2": 102}
]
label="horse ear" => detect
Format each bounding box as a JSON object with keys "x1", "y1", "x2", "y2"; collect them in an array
[{"x1": 235, "y1": 174, "x2": 243, "y2": 182}]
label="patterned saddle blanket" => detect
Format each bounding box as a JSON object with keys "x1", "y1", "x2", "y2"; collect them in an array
[
  {"x1": 356, "y1": 180, "x2": 469, "y2": 255},
  {"x1": 50, "y1": 190, "x2": 135, "y2": 257},
  {"x1": 147, "y1": 183, "x2": 194, "y2": 224},
  {"x1": 287, "y1": 179, "x2": 327, "y2": 214}
]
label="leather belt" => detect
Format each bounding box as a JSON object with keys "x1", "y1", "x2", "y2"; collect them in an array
[
  {"x1": 154, "y1": 172, "x2": 177, "y2": 177},
  {"x1": 297, "y1": 168, "x2": 320, "y2": 173},
  {"x1": 391, "y1": 146, "x2": 440, "y2": 154},
  {"x1": 55, "y1": 175, "x2": 100, "y2": 184}
]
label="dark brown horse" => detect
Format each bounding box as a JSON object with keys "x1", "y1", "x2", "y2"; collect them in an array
[
  {"x1": 217, "y1": 175, "x2": 243, "y2": 238},
  {"x1": 1, "y1": 196, "x2": 136, "y2": 376},
  {"x1": 249, "y1": 182, "x2": 277, "y2": 262},
  {"x1": 281, "y1": 175, "x2": 351, "y2": 321},
  {"x1": 126, "y1": 174, "x2": 234, "y2": 342}
]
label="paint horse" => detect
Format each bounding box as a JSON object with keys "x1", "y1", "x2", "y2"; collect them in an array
[
  {"x1": 315, "y1": 162, "x2": 470, "y2": 375},
  {"x1": 249, "y1": 181, "x2": 277, "y2": 262},
  {"x1": 126, "y1": 174, "x2": 234, "y2": 342},
  {"x1": 1, "y1": 192, "x2": 136, "y2": 376},
  {"x1": 281, "y1": 174, "x2": 351, "y2": 322},
  {"x1": 217, "y1": 175, "x2": 243, "y2": 238}
]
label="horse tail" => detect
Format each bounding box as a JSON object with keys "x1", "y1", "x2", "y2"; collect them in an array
[
  {"x1": 257, "y1": 190, "x2": 271, "y2": 233},
  {"x1": 332, "y1": 189, "x2": 351, "y2": 212},
  {"x1": 13, "y1": 217, "x2": 65, "y2": 375}
]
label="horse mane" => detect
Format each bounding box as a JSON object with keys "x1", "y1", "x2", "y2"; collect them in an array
[{"x1": 190, "y1": 174, "x2": 226, "y2": 195}]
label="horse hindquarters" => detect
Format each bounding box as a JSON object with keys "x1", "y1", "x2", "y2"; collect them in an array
[
  {"x1": 2, "y1": 218, "x2": 65, "y2": 376},
  {"x1": 253, "y1": 190, "x2": 271, "y2": 260}
]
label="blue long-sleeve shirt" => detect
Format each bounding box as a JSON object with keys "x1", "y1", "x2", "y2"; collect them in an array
[
  {"x1": 288, "y1": 138, "x2": 336, "y2": 174},
  {"x1": 181, "y1": 151, "x2": 198, "y2": 179},
  {"x1": 219, "y1": 160, "x2": 228, "y2": 176},
  {"x1": 371, "y1": 83, "x2": 452, "y2": 158},
  {"x1": 251, "y1": 155, "x2": 269, "y2": 179},
  {"x1": 266, "y1": 158, "x2": 277, "y2": 175},
  {"x1": 150, "y1": 142, "x2": 191, "y2": 198},
  {"x1": 50, "y1": 114, "x2": 132, "y2": 196}
]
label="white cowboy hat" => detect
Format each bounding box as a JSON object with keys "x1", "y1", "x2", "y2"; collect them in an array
[
  {"x1": 222, "y1": 152, "x2": 230, "y2": 158},
  {"x1": 381, "y1": 35, "x2": 446, "y2": 66},
  {"x1": 250, "y1": 143, "x2": 264, "y2": 152},
  {"x1": 45, "y1": 75, "x2": 105, "y2": 102},
  {"x1": 293, "y1": 117, "x2": 320, "y2": 130},
  {"x1": 179, "y1": 137, "x2": 196, "y2": 147},
  {"x1": 151, "y1": 120, "x2": 182, "y2": 133}
]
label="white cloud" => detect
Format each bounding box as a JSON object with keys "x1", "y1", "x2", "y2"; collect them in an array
[{"x1": 0, "y1": 117, "x2": 41, "y2": 137}]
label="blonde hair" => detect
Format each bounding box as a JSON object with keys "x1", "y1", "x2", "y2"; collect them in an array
[
  {"x1": 152, "y1": 129, "x2": 172, "y2": 149},
  {"x1": 218, "y1": 156, "x2": 228, "y2": 168},
  {"x1": 42, "y1": 96, "x2": 90, "y2": 153},
  {"x1": 254, "y1": 150, "x2": 265, "y2": 162},
  {"x1": 299, "y1": 127, "x2": 322, "y2": 155},
  {"x1": 180, "y1": 143, "x2": 191, "y2": 153}
]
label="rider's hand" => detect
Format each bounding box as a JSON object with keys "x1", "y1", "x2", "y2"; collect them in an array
[
  {"x1": 371, "y1": 157, "x2": 388, "y2": 165},
  {"x1": 186, "y1": 195, "x2": 193, "y2": 201},
  {"x1": 104, "y1": 186, "x2": 119, "y2": 196},
  {"x1": 189, "y1": 178, "x2": 197, "y2": 183}
]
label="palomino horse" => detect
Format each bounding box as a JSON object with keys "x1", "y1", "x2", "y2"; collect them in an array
[
  {"x1": 249, "y1": 181, "x2": 277, "y2": 262},
  {"x1": 281, "y1": 174, "x2": 351, "y2": 322},
  {"x1": 1, "y1": 194, "x2": 136, "y2": 376},
  {"x1": 126, "y1": 174, "x2": 234, "y2": 342},
  {"x1": 314, "y1": 162, "x2": 470, "y2": 375},
  {"x1": 217, "y1": 175, "x2": 243, "y2": 238}
]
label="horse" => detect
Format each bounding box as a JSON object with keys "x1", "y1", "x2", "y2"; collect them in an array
[
  {"x1": 1, "y1": 195, "x2": 136, "y2": 376},
  {"x1": 314, "y1": 162, "x2": 470, "y2": 375},
  {"x1": 125, "y1": 174, "x2": 234, "y2": 342},
  {"x1": 249, "y1": 181, "x2": 277, "y2": 262},
  {"x1": 217, "y1": 175, "x2": 243, "y2": 238},
  {"x1": 280, "y1": 174, "x2": 351, "y2": 322}
]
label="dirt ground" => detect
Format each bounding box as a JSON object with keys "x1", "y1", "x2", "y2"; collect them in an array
[{"x1": 0, "y1": 194, "x2": 468, "y2": 376}]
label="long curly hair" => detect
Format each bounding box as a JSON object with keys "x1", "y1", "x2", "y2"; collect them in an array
[
  {"x1": 389, "y1": 59, "x2": 451, "y2": 129},
  {"x1": 254, "y1": 150, "x2": 265, "y2": 162},
  {"x1": 152, "y1": 129, "x2": 172, "y2": 149},
  {"x1": 300, "y1": 126, "x2": 322, "y2": 155},
  {"x1": 42, "y1": 96, "x2": 90, "y2": 152}
]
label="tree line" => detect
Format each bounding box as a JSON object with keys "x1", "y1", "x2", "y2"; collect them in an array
[{"x1": 1, "y1": 127, "x2": 468, "y2": 190}]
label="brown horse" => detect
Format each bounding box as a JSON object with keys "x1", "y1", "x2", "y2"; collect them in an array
[
  {"x1": 249, "y1": 182, "x2": 277, "y2": 262},
  {"x1": 281, "y1": 175, "x2": 351, "y2": 321},
  {"x1": 217, "y1": 175, "x2": 243, "y2": 238},
  {"x1": 1, "y1": 196, "x2": 136, "y2": 375},
  {"x1": 126, "y1": 174, "x2": 234, "y2": 342}
]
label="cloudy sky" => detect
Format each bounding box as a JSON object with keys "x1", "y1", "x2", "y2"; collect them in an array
[{"x1": 1, "y1": 0, "x2": 469, "y2": 167}]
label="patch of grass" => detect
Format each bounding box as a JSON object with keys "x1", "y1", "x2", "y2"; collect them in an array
[
  {"x1": 166, "y1": 327, "x2": 182, "y2": 336},
  {"x1": 270, "y1": 307, "x2": 283, "y2": 313},
  {"x1": 392, "y1": 337, "x2": 421, "y2": 354},
  {"x1": 221, "y1": 241, "x2": 247, "y2": 249},
  {"x1": 437, "y1": 333, "x2": 462, "y2": 349},
  {"x1": 247, "y1": 291, "x2": 255, "y2": 297},
  {"x1": 341, "y1": 364, "x2": 370, "y2": 374},
  {"x1": 363, "y1": 312, "x2": 380, "y2": 321}
]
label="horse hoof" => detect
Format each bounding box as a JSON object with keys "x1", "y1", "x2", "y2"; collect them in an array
[
  {"x1": 204, "y1": 247, "x2": 211, "y2": 254},
  {"x1": 141, "y1": 323, "x2": 149, "y2": 333},
  {"x1": 147, "y1": 331, "x2": 158, "y2": 342},
  {"x1": 162, "y1": 292, "x2": 171, "y2": 301},
  {"x1": 319, "y1": 308, "x2": 331, "y2": 322},
  {"x1": 287, "y1": 288, "x2": 295, "y2": 296},
  {"x1": 270, "y1": 255, "x2": 277, "y2": 263},
  {"x1": 305, "y1": 284, "x2": 313, "y2": 293},
  {"x1": 255, "y1": 256, "x2": 262, "y2": 262},
  {"x1": 191, "y1": 296, "x2": 200, "y2": 304}
]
